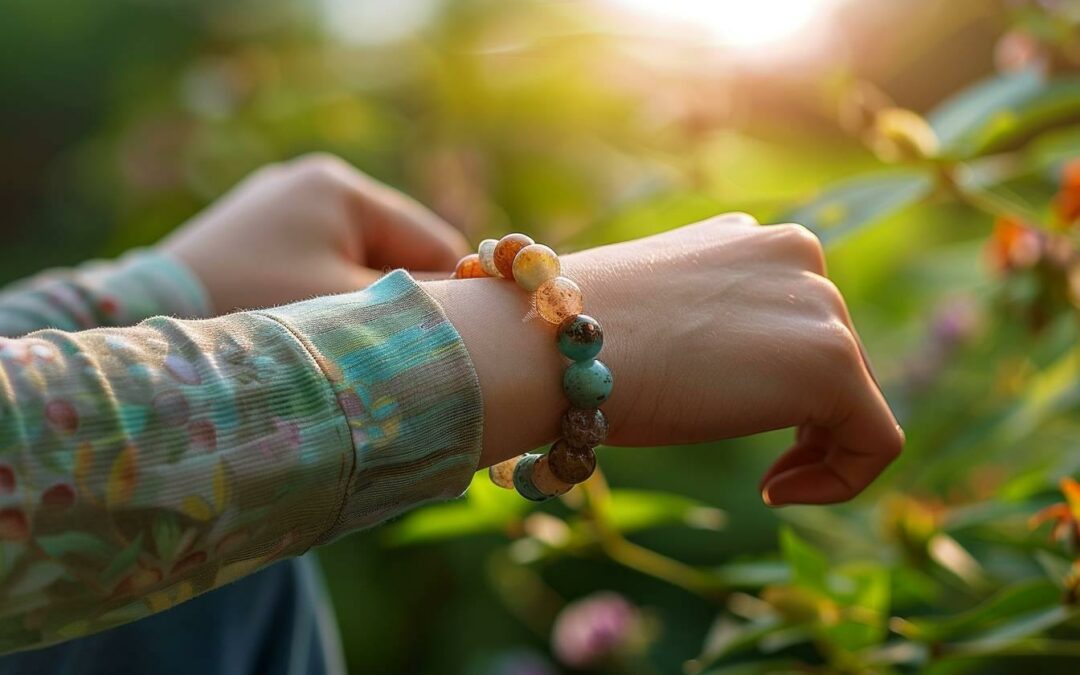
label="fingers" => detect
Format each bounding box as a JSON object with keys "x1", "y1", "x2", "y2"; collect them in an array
[
  {"x1": 289, "y1": 154, "x2": 470, "y2": 272},
  {"x1": 761, "y1": 370, "x2": 904, "y2": 506},
  {"x1": 356, "y1": 182, "x2": 471, "y2": 272}
]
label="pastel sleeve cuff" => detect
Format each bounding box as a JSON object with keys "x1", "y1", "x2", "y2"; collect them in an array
[
  {"x1": 0, "y1": 249, "x2": 212, "y2": 336},
  {"x1": 257, "y1": 269, "x2": 483, "y2": 542}
]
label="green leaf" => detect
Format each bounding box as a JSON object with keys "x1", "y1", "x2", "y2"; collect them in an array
[
  {"x1": 825, "y1": 563, "x2": 890, "y2": 652},
  {"x1": 929, "y1": 69, "x2": 1045, "y2": 154},
  {"x1": 98, "y1": 533, "x2": 143, "y2": 586},
  {"x1": 781, "y1": 170, "x2": 934, "y2": 246},
  {"x1": 383, "y1": 503, "x2": 509, "y2": 546},
  {"x1": 710, "y1": 561, "x2": 790, "y2": 590},
  {"x1": 152, "y1": 513, "x2": 181, "y2": 562},
  {"x1": 605, "y1": 489, "x2": 726, "y2": 534},
  {"x1": 383, "y1": 473, "x2": 529, "y2": 546},
  {"x1": 930, "y1": 70, "x2": 1080, "y2": 159},
  {"x1": 778, "y1": 526, "x2": 828, "y2": 593},
  {"x1": 36, "y1": 532, "x2": 111, "y2": 561},
  {"x1": 893, "y1": 579, "x2": 1061, "y2": 642},
  {"x1": 944, "y1": 607, "x2": 1075, "y2": 658}
]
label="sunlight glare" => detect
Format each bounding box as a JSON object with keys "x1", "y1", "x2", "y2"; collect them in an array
[{"x1": 607, "y1": 0, "x2": 839, "y2": 50}]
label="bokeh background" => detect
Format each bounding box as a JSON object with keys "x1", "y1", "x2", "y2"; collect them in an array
[{"x1": 6, "y1": 0, "x2": 1080, "y2": 673}]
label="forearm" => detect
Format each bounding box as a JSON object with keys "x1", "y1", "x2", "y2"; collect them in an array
[{"x1": 0, "y1": 271, "x2": 481, "y2": 652}]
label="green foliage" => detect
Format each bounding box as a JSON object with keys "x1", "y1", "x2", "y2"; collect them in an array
[{"x1": 9, "y1": 1, "x2": 1080, "y2": 673}]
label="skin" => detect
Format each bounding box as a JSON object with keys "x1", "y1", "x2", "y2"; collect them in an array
[
  {"x1": 162, "y1": 153, "x2": 469, "y2": 313},
  {"x1": 162, "y1": 156, "x2": 904, "y2": 508}
]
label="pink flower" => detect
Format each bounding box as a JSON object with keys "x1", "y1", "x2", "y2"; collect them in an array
[{"x1": 551, "y1": 592, "x2": 642, "y2": 668}]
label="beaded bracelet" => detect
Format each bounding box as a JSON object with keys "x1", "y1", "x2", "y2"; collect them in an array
[{"x1": 453, "y1": 234, "x2": 611, "y2": 502}]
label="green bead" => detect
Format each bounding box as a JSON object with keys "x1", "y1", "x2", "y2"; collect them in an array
[
  {"x1": 512, "y1": 453, "x2": 550, "y2": 502},
  {"x1": 557, "y1": 314, "x2": 604, "y2": 362},
  {"x1": 562, "y1": 359, "x2": 613, "y2": 408}
]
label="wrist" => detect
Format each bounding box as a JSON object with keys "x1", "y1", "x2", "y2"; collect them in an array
[{"x1": 421, "y1": 278, "x2": 565, "y2": 467}]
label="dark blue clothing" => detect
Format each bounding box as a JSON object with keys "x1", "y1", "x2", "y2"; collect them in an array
[{"x1": 0, "y1": 555, "x2": 343, "y2": 675}]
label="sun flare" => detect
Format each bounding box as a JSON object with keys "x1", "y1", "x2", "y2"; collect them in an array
[{"x1": 606, "y1": 0, "x2": 840, "y2": 50}]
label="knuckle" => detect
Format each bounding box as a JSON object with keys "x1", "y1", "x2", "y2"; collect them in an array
[
  {"x1": 775, "y1": 223, "x2": 825, "y2": 269},
  {"x1": 815, "y1": 319, "x2": 860, "y2": 368},
  {"x1": 288, "y1": 153, "x2": 352, "y2": 186},
  {"x1": 806, "y1": 273, "x2": 847, "y2": 317}
]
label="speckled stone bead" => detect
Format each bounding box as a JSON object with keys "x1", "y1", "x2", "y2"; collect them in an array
[
  {"x1": 512, "y1": 244, "x2": 561, "y2": 292},
  {"x1": 533, "y1": 454, "x2": 574, "y2": 497},
  {"x1": 548, "y1": 439, "x2": 597, "y2": 484},
  {"x1": 535, "y1": 277, "x2": 584, "y2": 324},
  {"x1": 494, "y1": 233, "x2": 535, "y2": 279},
  {"x1": 454, "y1": 254, "x2": 489, "y2": 279},
  {"x1": 561, "y1": 407, "x2": 608, "y2": 448},
  {"x1": 563, "y1": 359, "x2": 613, "y2": 408},
  {"x1": 489, "y1": 457, "x2": 520, "y2": 489},
  {"x1": 557, "y1": 314, "x2": 603, "y2": 361},
  {"x1": 478, "y1": 239, "x2": 501, "y2": 277},
  {"x1": 513, "y1": 453, "x2": 550, "y2": 501}
]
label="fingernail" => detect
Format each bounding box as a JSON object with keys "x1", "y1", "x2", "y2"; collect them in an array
[{"x1": 761, "y1": 487, "x2": 774, "y2": 507}]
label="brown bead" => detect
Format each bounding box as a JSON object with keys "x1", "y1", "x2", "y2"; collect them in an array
[
  {"x1": 489, "y1": 457, "x2": 519, "y2": 489},
  {"x1": 547, "y1": 439, "x2": 597, "y2": 484},
  {"x1": 454, "y1": 254, "x2": 489, "y2": 279},
  {"x1": 561, "y1": 408, "x2": 608, "y2": 448},
  {"x1": 534, "y1": 277, "x2": 584, "y2": 324},
  {"x1": 494, "y1": 233, "x2": 535, "y2": 279},
  {"x1": 533, "y1": 454, "x2": 574, "y2": 496}
]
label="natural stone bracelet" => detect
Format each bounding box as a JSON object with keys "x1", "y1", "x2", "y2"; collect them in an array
[{"x1": 454, "y1": 234, "x2": 611, "y2": 501}]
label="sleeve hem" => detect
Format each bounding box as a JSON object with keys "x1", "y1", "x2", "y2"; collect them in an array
[{"x1": 257, "y1": 269, "x2": 484, "y2": 541}]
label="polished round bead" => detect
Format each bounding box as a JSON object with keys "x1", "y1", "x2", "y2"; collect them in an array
[
  {"x1": 535, "y1": 277, "x2": 584, "y2": 324},
  {"x1": 533, "y1": 454, "x2": 574, "y2": 497},
  {"x1": 513, "y1": 453, "x2": 551, "y2": 502},
  {"x1": 548, "y1": 439, "x2": 597, "y2": 484},
  {"x1": 494, "y1": 233, "x2": 535, "y2": 279},
  {"x1": 489, "y1": 457, "x2": 520, "y2": 489},
  {"x1": 512, "y1": 244, "x2": 561, "y2": 292},
  {"x1": 563, "y1": 359, "x2": 613, "y2": 408},
  {"x1": 561, "y1": 408, "x2": 608, "y2": 448},
  {"x1": 557, "y1": 314, "x2": 603, "y2": 361},
  {"x1": 453, "y1": 254, "x2": 489, "y2": 279},
  {"x1": 478, "y1": 239, "x2": 501, "y2": 277}
]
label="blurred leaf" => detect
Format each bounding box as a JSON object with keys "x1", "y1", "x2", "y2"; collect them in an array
[
  {"x1": 690, "y1": 614, "x2": 787, "y2": 670},
  {"x1": 892, "y1": 579, "x2": 1061, "y2": 642},
  {"x1": 383, "y1": 503, "x2": 509, "y2": 546},
  {"x1": 782, "y1": 170, "x2": 934, "y2": 246},
  {"x1": 943, "y1": 608, "x2": 1076, "y2": 658},
  {"x1": 710, "y1": 561, "x2": 790, "y2": 590},
  {"x1": 931, "y1": 70, "x2": 1080, "y2": 159},
  {"x1": 699, "y1": 660, "x2": 805, "y2": 675},
  {"x1": 930, "y1": 69, "x2": 1046, "y2": 156},
  {"x1": 825, "y1": 563, "x2": 890, "y2": 651},
  {"x1": 778, "y1": 526, "x2": 828, "y2": 593},
  {"x1": 604, "y1": 489, "x2": 726, "y2": 534},
  {"x1": 384, "y1": 473, "x2": 528, "y2": 546}
]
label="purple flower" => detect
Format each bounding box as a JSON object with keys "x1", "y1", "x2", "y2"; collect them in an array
[{"x1": 551, "y1": 592, "x2": 642, "y2": 668}]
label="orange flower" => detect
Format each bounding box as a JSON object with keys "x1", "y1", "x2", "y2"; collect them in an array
[
  {"x1": 986, "y1": 216, "x2": 1042, "y2": 272},
  {"x1": 1029, "y1": 477, "x2": 1080, "y2": 544}
]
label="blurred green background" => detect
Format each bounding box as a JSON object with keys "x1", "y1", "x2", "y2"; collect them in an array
[{"x1": 8, "y1": 0, "x2": 1080, "y2": 673}]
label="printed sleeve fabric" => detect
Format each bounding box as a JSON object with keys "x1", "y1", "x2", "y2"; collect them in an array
[
  {"x1": 0, "y1": 269, "x2": 483, "y2": 653},
  {"x1": 0, "y1": 249, "x2": 211, "y2": 337}
]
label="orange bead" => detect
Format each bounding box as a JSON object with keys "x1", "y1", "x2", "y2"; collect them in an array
[
  {"x1": 454, "y1": 254, "x2": 489, "y2": 279},
  {"x1": 512, "y1": 244, "x2": 561, "y2": 292},
  {"x1": 488, "y1": 457, "x2": 519, "y2": 489},
  {"x1": 535, "y1": 277, "x2": 584, "y2": 324},
  {"x1": 494, "y1": 233, "x2": 534, "y2": 279}
]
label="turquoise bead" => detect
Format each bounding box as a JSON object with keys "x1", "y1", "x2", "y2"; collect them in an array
[
  {"x1": 563, "y1": 360, "x2": 613, "y2": 408},
  {"x1": 557, "y1": 314, "x2": 604, "y2": 362},
  {"x1": 512, "y1": 453, "x2": 550, "y2": 502}
]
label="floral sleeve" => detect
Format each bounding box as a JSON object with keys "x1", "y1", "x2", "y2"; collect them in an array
[{"x1": 0, "y1": 269, "x2": 483, "y2": 653}]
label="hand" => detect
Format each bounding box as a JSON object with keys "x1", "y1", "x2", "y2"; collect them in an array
[
  {"x1": 424, "y1": 213, "x2": 903, "y2": 506},
  {"x1": 161, "y1": 153, "x2": 469, "y2": 313}
]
